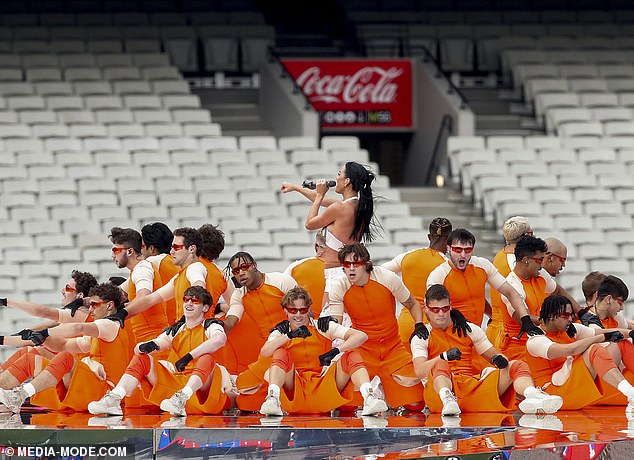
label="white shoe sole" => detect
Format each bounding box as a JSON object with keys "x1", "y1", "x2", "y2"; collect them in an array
[
  {"x1": 519, "y1": 396, "x2": 562, "y2": 414},
  {"x1": 160, "y1": 400, "x2": 186, "y2": 417},
  {"x1": 361, "y1": 400, "x2": 389, "y2": 416},
  {"x1": 87, "y1": 403, "x2": 123, "y2": 416}
]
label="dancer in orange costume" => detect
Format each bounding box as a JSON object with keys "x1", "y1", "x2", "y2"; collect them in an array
[
  {"x1": 87, "y1": 286, "x2": 230, "y2": 417},
  {"x1": 284, "y1": 232, "x2": 327, "y2": 316},
  {"x1": 525, "y1": 295, "x2": 634, "y2": 411},
  {"x1": 258, "y1": 286, "x2": 388, "y2": 417},
  {"x1": 0, "y1": 283, "x2": 132, "y2": 413},
  {"x1": 382, "y1": 217, "x2": 452, "y2": 352},
  {"x1": 411, "y1": 284, "x2": 562, "y2": 415}
]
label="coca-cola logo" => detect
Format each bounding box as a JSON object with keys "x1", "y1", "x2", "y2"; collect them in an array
[{"x1": 295, "y1": 66, "x2": 403, "y2": 104}]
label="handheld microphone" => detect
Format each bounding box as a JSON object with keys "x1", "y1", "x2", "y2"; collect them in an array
[{"x1": 302, "y1": 180, "x2": 336, "y2": 189}]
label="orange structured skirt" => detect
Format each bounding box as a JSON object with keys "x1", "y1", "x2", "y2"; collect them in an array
[
  {"x1": 357, "y1": 338, "x2": 423, "y2": 408},
  {"x1": 137, "y1": 360, "x2": 230, "y2": 415},
  {"x1": 280, "y1": 365, "x2": 353, "y2": 414},
  {"x1": 31, "y1": 360, "x2": 111, "y2": 412},
  {"x1": 541, "y1": 357, "x2": 604, "y2": 410},
  {"x1": 234, "y1": 355, "x2": 273, "y2": 412},
  {"x1": 425, "y1": 368, "x2": 515, "y2": 413}
]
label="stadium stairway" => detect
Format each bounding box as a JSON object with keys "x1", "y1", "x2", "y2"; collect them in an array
[
  {"x1": 197, "y1": 87, "x2": 270, "y2": 137},
  {"x1": 397, "y1": 185, "x2": 501, "y2": 259},
  {"x1": 460, "y1": 85, "x2": 542, "y2": 137}
]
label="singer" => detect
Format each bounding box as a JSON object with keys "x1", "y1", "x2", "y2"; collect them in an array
[{"x1": 280, "y1": 161, "x2": 377, "y2": 268}]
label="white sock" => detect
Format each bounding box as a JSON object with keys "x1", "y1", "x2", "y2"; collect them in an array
[
  {"x1": 523, "y1": 386, "x2": 539, "y2": 398},
  {"x1": 22, "y1": 383, "x2": 36, "y2": 397},
  {"x1": 268, "y1": 384, "x2": 280, "y2": 399},
  {"x1": 360, "y1": 382, "x2": 372, "y2": 399},
  {"x1": 618, "y1": 380, "x2": 634, "y2": 398},
  {"x1": 439, "y1": 387, "x2": 452, "y2": 400},
  {"x1": 180, "y1": 386, "x2": 194, "y2": 399},
  {"x1": 111, "y1": 386, "x2": 127, "y2": 399},
  {"x1": 115, "y1": 374, "x2": 140, "y2": 397}
]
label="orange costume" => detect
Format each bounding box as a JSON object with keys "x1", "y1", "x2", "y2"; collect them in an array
[
  {"x1": 134, "y1": 321, "x2": 230, "y2": 414},
  {"x1": 266, "y1": 318, "x2": 355, "y2": 413},
  {"x1": 284, "y1": 257, "x2": 326, "y2": 317},
  {"x1": 500, "y1": 269, "x2": 556, "y2": 360},
  {"x1": 488, "y1": 249, "x2": 514, "y2": 348},
  {"x1": 412, "y1": 323, "x2": 516, "y2": 412},
  {"x1": 383, "y1": 248, "x2": 446, "y2": 351},
  {"x1": 329, "y1": 266, "x2": 423, "y2": 408},
  {"x1": 127, "y1": 259, "x2": 169, "y2": 344},
  {"x1": 31, "y1": 319, "x2": 132, "y2": 411},
  {"x1": 427, "y1": 256, "x2": 506, "y2": 327},
  {"x1": 147, "y1": 253, "x2": 180, "y2": 324},
  {"x1": 526, "y1": 324, "x2": 630, "y2": 410},
  {"x1": 158, "y1": 261, "x2": 207, "y2": 319},
  {"x1": 199, "y1": 257, "x2": 228, "y2": 318},
  {"x1": 228, "y1": 272, "x2": 298, "y2": 410}
]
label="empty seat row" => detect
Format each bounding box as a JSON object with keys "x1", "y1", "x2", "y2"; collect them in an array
[
  {"x1": 0, "y1": 80, "x2": 189, "y2": 96},
  {"x1": 0, "y1": 65, "x2": 180, "y2": 82},
  {"x1": 514, "y1": 63, "x2": 634, "y2": 90},
  {"x1": 0, "y1": 52, "x2": 171, "y2": 69},
  {"x1": 0, "y1": 94, "x2": 200, "y2": 110}
]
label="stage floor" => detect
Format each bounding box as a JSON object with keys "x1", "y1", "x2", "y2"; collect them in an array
[{"x1": 0, "y1": 407, "x2": 632, "y2": 459}]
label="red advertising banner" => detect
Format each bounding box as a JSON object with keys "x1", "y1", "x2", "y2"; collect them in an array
[{"x1": 281, "y1": 59, "x2": 413, "y2": 129}]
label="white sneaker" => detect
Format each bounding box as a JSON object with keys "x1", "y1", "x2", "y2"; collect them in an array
[
  {"x1": 88, "y1": 391, "x2": 123, "y2": 416},
  {"x1": 87, "y1": 415, "x2": 124, "y2": 427},
  {"x1": 441, "y1": 415, "x2": 461, "y2": 428},
  {"x1": 440, "y1": 392, "x2": 461, "y2": 416},
  {"x1": 361, "y1": 390, "x2": 389, "y2": 416},
  {"x1": 519, "y1": 389, "x2": 562, "y2": 414},
  {"x1": 259, "y1": 394, "x2": 283, "y2": 416},
  {"x1": 0, "y1": 387, "x2": 26, "y2": 414},
  {"x1": 627, "y1": 402, "x2": 634, "y2": 419},
  {"x1": 160, "y1": 390, "x2": 188, "y2": 417}
]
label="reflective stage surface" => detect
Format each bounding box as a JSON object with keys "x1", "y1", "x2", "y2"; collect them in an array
[{"x1": 0, "y1": 407, "x2": 632, "y2": 459}]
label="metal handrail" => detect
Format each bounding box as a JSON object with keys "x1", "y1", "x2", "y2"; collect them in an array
[
  {"x1": 417, "y1": 45, "x2": 470, "y2": 111},
  {"x1": 426, "y1": 114, "x2": 453, "y2": 186}
]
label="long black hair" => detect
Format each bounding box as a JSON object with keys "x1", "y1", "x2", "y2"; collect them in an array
[{"x1": 345, "y1": 161, "x2": 377, "y2": 242}]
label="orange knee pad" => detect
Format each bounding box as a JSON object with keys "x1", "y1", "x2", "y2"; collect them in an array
[
  {"x1": 126, "y1": 354, "x2": 152, "y2": 381},
  {"x1": 430, "y1": 359, "x2": 452, "y2": 381},
  {"x1": 45, "y1": 351, "x2": 74, "y2": 381},
  {"x1": 589, "y1": 344, "x2": 617, "y2": 377},
  {"x1": 271, "y1": 348, "x2": 292, "y2": 373},
  {"x1": 1, "y1": 347, "x2": 38, "y2": 371},
  {"x1": 192, "y1": 354, "x2": 215, "y2": 382},
  {"x1": 340, "y1": 350, "x2": 366, "y2": 375},
  {"x1": 509, "y1": 360, "x2": 531, "y2": 380},
  {"x1": 6, "y1": 350, "x2": 38, "y2": 383}
]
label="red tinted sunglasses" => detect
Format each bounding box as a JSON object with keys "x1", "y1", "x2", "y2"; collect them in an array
[
  {"x1": 342, "y1": 260, "x2": 365, "y2": 268},
  {"x1": 450, "y1": 246, "x2": 473, "y2": 254},
  {"x1": 183, "y1": 296, "x2": 202, "y2": 304},
  {"x1": 427, "y1": 305, "x2": 451, "y2": 313},
  {"x1": 285, "y1": 307, "x2": 310, "y2": 314}
]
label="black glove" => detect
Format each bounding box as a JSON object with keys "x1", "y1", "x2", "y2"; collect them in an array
[
  {"x1": 317, "y1": 316, "x2": 337, "y2": 333},
  {"x1": 0, "y1": 298, "x2": 6, "y2": 307},
  {"x1": 163, "y1": 315, "x2": 186, "y2": 337},
  {"x1": 0, "y1": 336, "x2": 4, "y2": 345},
  {"x1": 439, "y1": 347, "x2": 462, "y2": 361},
  {"x1": 270, "y1": 320, "x2": 290, "y2": 335},
  {"x1": 63, "y1": 297, "x2": 84, "y2": 317},
  {"x1": 204, "y1": 318, "x2": 224, "y2": 329},
  {"x1": 491, "y1": 354, "x2": 509, "y2": 369},
  {"x1": 629, "y1": 330, "x2": 634, "y2": 341},
  {"x1": 566, "y1": 323, "x2": 577, "y2": 338},
  {"x1": 518, "y1": 315, "x2": 543, "y2": 339},
  {"x1": 450, "y1": 310, "x2": 472, "y2": 338},
  {"x1": 175, "y1": 353, "x2": 194, "y2": 372},
  {"x1": 138, "y1": 341, "x2": 160, "y2": 354},
  {"x1": 604, "y1": 331, "x2": 625, "y2": 343},
  {"x1": 287, "y1": 325, "x2": 311, "y2": 339},
  {"x1": 28, "y1": 329, "x2": 49, "y2": 346},
  {"x1": 318, "y1": 347, "x2": 340, "y2": 366},
  {"x1": 578, "y1": 307, "x2": 603, "y2": 328},
  {"x1": 104, "y1": 309, "x2": 128, "y2": 328},
  {"x1": 409, "y1": 322, "x2": 429, "y2": 342},
  {"x1": 12, "y1": 329, "x2": 34, "y2": 341}
]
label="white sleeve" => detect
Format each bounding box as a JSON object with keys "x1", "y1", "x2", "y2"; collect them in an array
[
  {"x1": 574, "y1": 323, "x2": 596, "y2": 339},
  {"x1": 57, "y1": 308, "x2": 89, "y2": 323},
  {"x1": 322, "y1": 321, "x2": 350, "y2": 341},
  {"x1": 186, "y1": 262, "x2": 207, "y2": 285},
  {"x1": 119, "y1": 278, "x2": 130, "y2": 293},
  {"x1": 328, "y1": 277, "x2": 346, "y2": 317},
  {"x1": 267, "y1": 330, "x2": 282, "y2": 342},
  {"x1": 374, "y1": 267, "x2": 411, "y2": 303},
  {"x1": 410, "y1": 330, "x2": 431, "y2": 360},
  {"x1": 204, "y1": 322, "x2": 226, "y2": 339},
  {"x1": 381, "y1": 253, "x2": 405, "y2": 274},
  {"x1": 155, "y1": 274, "x2": 176, "y2": 301},
  {"x1": 131, "y1": 261, "x2": 154, "y2": 293},
  {"x1": 72, "y1": 336, "x2": 93, "y2": 354},
  {"x1": 540, "y1": 269, "x2": 557, "y2": 294},
  {"x1": 226, "y1": 289, "x2": 245, "y2": 319},
  {"x1": 616, "y1": 313, "x2": 629, "y2": 329},
  {"x1": 468, "y1": 324, "x2": 493, "y2": 355},
  {"x1": 526, "y1": 335, "x2": 555, "y2": 359},
  {"x1": 93, "y1": 319, "x2": 120, "y2": 342}
]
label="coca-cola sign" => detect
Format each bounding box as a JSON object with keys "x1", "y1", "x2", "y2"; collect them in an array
[{"x1": 282, "y1": 59, "x2": 413, "y2": 129}]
